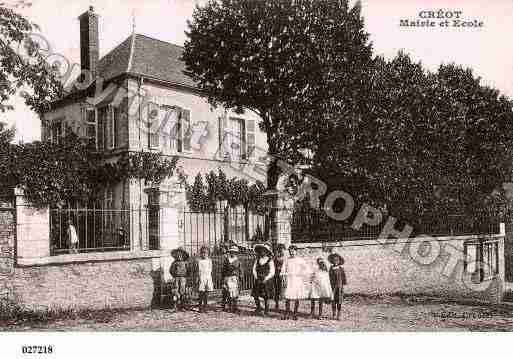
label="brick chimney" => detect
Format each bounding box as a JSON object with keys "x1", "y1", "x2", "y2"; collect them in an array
[{"x1": 78, "y1": 6, "x2": 99, "y2": 78}]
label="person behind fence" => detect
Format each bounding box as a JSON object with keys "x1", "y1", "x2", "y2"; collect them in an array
[
  {"x1": 273, "y1": 243, "x2": 287, "y2": 311},
  {"x1": 282, "y1": 245, "x2": 308, "y2": 320},
  {"x1": 328, "y1": 252, "x2": 347, "y2": 321},
  {"x1": 251, "y1": 243, "x2": 275, "y2": 316},
  {"x1": 196, "y1": 246, "x2": 214, "y2": 313},
  {"x1": 308, "y1": 257, "x2": 333, "y2": 319},
  {"x1": 222, "y1": 245, "x2": 242, "y2": 313},
  {"x1": 66, "y1": 219, "x2": 79, "y2": 254},
  {"x1": 170, "y1": 247, "x2": 190, "y2": 311}
]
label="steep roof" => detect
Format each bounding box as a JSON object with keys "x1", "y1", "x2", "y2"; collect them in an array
[{"x1": 97, "y1": 33, "x2": 196, "y2": 88}]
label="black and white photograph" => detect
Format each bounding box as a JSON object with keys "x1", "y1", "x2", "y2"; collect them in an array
[{"x1": 1, "y1": 0, "x2": 513, "y2": 356}]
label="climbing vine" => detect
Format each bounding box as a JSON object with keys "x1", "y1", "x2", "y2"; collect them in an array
[{"x1": 3, "y1": 132, "x2": 178, "y2": 207}]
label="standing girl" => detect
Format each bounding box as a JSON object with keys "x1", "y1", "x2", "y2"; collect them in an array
[
  {"x1": 196, "y1": 246, "x2": 214, "y2": 313},
  {"x1": 222, "y1": 245, "x2": 242, "y2": 313},
  {"x1": 251, "y1": 243, "x2": 275, "y2": 316},
  {"x1": 328, "y1": 252, "x2": 347, "y2": 320},
  {"x1": 282, "y1": 245, "x2": 307, "y2": 320},
  {"x1": 308, "y1": 258, "x2": 333, "y2": 319},
  {"x1": 273, "y1": 243, "x2": 287, "y2": 311}
]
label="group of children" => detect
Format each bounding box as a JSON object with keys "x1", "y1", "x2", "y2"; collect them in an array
[{"x1": 167, "y1": 242, "x2": 347, "y2": 321}]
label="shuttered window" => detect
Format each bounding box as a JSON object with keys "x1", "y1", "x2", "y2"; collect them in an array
[
  {"x1": 97, "y1": 107, "x2": 107, "y2": 151},
  {"x1": 83, "y1": 108, "x2": 97, "y2": 148},
  {"x1": 182, "y1": 109, "x2": 191, "y2": 152}
]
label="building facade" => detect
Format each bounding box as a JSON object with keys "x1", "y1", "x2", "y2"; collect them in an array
[{"x1": 41, "y1": 7, "x2": 268, "y2": 213}]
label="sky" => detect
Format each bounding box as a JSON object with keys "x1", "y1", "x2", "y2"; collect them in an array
[{"x1": 2, "y1": 0, "x2": 513, "y2": 142}]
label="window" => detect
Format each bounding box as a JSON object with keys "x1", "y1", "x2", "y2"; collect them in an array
[
  {"x1": 464, "y1": 240, "x2": 499, "y2": 282},
  {"x1": 148, "y1": 102, "x2": 160, "y2": 149},
  {"x1": 96, "y1": 105, "x2": 117, "y2": 150},
  {"x1": 50, "y1": 118, "x2": 65, "y2": 144},
  {"x1": 246, "y1": 119, "x2": 256, "y2": 159},
  {"x1": 83, "y1": 108, "x2": 97, "y2": 148},
  {"x1": 176, "y1": 108, "x2": 191, "y2": 153},
  {"x1": 219, "y1": 117, "x2": 255, "y2": 161}
]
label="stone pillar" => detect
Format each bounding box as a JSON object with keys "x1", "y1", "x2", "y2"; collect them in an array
[
  {"x1": 146, "y1": 180, "x2": 186, "y2": 283},
  {"x1": 264, "y1": 190, "x2": 294, "y2": 248},
  {"x1": 15, "y1": 188, "x2": 50, "y2": 260}
]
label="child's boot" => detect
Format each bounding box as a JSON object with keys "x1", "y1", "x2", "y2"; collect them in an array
[
  {"x1": 318, "y1": 301, "x2": 323, "y2": 320},
  {"x1": 232, "y1": 299, "x2": 239, "y2": 314},
  {"x1": 264, "y1": 300, "x2": 269, "y2": 316},
  {"x1": 332, "y1": 303, "x2": 337, "y2": 320},
  {"x1": 293, "y1": 301, "x2": 299, "y2": 321},
  {"x1": 281, "y1": 301, "x2": 291, "y2": 320},
  {"x1": 309, "y1": 300, "x2": 315, "y2": 319},
  {"x1": 254, "y1": 297, "x2": 262, "y2": 315}
]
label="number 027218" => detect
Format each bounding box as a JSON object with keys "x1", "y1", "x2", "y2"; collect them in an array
[{"x1": 21, "y1": 345, "x2": 54, "y2": 355}]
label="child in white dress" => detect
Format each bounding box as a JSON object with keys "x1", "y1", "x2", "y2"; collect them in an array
[
  {"x1": 282, "y1": 245, "x2": 307, "y2": 320},
  {"x1": 309, "y1": 258, "x2": 333, "y2": 319},
  {"x1": 196, "y1": 246, "x2": 213, "y2": 313}
]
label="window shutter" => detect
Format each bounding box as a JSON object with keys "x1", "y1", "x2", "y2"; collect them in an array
[
  {"x1": 97, "y1": 108, "x2": 105, "y2": 150},
  {"x1": 106, "y1": 105, "x2": 113, "y2": 149},
  {"x1": 182, "y1": 109, "x2": 191, "y2": 152},
  {"x1": 246, "y1": 119, "x2": 256, "y2": 160},
  {"x1": 176, "y1": 109, "x2": 183, "y2": 153},
  {"x1": 219, "y1": 113, "x2": 230, "y2": 159},
  {"x1": 148, "y1": 102, "x2": 160, "y2": 148},
  {"x1": 167, "y1": 106, "x2": 179, "y2": 151}
]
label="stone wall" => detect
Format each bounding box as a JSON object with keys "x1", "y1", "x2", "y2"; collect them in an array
[
  {"x1": 296, "y1": 235, "x2": 505, "y2": 303},
  {"x1": 12, "y1": 258, "x2": 159, "y2": 311},
  {"x1": 0, "y1": 206, "x2": 15, "y2": 302}
]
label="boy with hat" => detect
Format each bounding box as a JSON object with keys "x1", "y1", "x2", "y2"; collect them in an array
[
  {"x1": 328, "y1": 252, "x2": 347, "y2": 320},
  {"x1": 170, "y1": 247, "x2": 190, "y2": 311},
  {"x1": 252, "y1": 243, "x2": 275, "y2": 316},
  {"x1": 222, "y1": 245, "x2": 242, "y2": 313}
]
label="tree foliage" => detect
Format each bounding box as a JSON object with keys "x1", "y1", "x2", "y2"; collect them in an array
[
  {"x1": 0, "y1": 6, "x2": 62, "y2": 113},
  {"x1": 186, "y1": 169, "x2": 266, "y2": 212},
  {"x1": 311, "y1": 53, "x2": 513, "y2": 221},
  {"x1": 183, "y1": 0, "x2": 373, "y2": 188}
]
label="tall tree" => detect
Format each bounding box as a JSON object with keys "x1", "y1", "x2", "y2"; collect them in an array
[
  {"x1": 312, "y1": 52, "x2": 513, "y2": 222},
  {"x1": 0, "y1": 5, "x2": 62, "y2": 113},
  {"x1": 182, "y1": 0, "x2": 373, "y2": 189}
]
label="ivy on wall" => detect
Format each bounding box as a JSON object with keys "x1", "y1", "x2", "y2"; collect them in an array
[{"x1": 2, "y1": 132, "x2": 178, "y2": 207}]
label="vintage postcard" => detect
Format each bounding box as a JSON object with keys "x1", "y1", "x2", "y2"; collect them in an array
[{"x1": 0, "y1": 0, "x2": 512, "y2": 356}]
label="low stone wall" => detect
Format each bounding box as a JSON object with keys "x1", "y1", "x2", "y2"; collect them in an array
[
  {"x1": 11, "y1": 258, "x2": 160, "y2": 311},
  {"x1": 296, "y1": 235, "x2": 505, "y2": 303}
]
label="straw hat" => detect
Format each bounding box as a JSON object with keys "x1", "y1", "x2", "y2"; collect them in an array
[
  {"x1": 228, "y1": 245, "x2": 240, "y2": 253},
  {"x1": 171, "y1": 247, "x2": 189, "y2": 261},
  {"x1": 253, "y1": 243, "x2": 272, "y2": 256}
]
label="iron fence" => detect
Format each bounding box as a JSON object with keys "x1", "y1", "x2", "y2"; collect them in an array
[
  {"x1": 291, "y1": 208, "x2": 501, "y2": 243},
  {"x1": 49, "y1": 207, "x2": 160, "y2": 255},
  {"x1": 181, "y1": 207, "x2": 267, "y2": 256}
]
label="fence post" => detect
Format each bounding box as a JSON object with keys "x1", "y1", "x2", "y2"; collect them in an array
[{"x1": 15, "y1": 187, "x2": 50, "y2": 261}]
